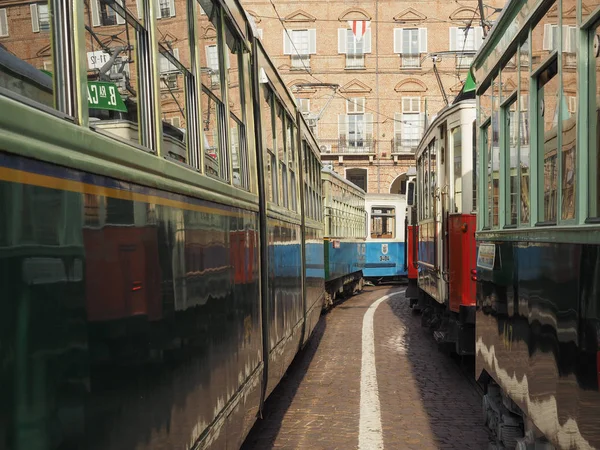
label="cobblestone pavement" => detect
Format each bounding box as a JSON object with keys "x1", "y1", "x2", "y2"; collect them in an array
[{"x1": 240, "y1": 285, "x2": 490, "y2": 450}]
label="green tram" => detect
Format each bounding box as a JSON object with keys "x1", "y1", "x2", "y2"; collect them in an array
[
  {"x1": 0, "y1": 0, "x2": 326, "y2": 448},
  {"x1": 472, "y1": 0, "x2": 600, "y2": 447}
]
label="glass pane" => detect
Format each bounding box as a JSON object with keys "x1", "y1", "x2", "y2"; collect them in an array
[
  {"x1": 479, "y1": 83, "x2": 492, "y2": 124},
  {"x1": 539, "y1": 60, "x2": 559, "y2": 222},
  {"x1": 198, "y1": 0, "x2": 221, "y2": 99},
  {"x1": 560, "y1": 0, "x2": 577, "y2": 220},
  {"x1": 261, "y1": 84, "x2": 274, "y2": 202},
  {"x1": 491, "y1": 77, "x2": 500, "y2": 228},
  {"x1": 84, "y1": 3, "x2": 142, "y2": 144},
  {"x1": 484, "y1": 125, "x2": 492, "y2": 227},
  {"x1": 589, "y1": 23, "x2": 600, "y2": 217},
  {"x1": 201, "y1": 88, "x2": 221, "y2": 178},
  {"x1": 0, "y1": 1, "x2": 57, "y2": 111},
  {"x1": 508, "y1": 100, "x2": 518, "y2": 225},
  {"x1": 158, "y1": 46, "x2": 188, "y2": 163},
  {"x1": 452, "y1": 127, "x2": 462, "y2": 213},
  {"x1": 519, "y1": 39, "x2": 531, "y2": 224},
  {"x1": 531, "y1": 3, "x2": 557, "y2": 71}
]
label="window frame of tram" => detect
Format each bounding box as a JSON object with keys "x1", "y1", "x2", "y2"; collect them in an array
[
  {"x1": 586, "y1": 15, "x2": 600, "y2": 220},
  {"x1": 0, "y1": 0, "x2": 79, "y2": 117}
]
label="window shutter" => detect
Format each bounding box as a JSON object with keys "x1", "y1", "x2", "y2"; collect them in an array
[
  {"x1": 365, "y1": 113, "x2": 374, "y2": 140},
  {"x1": 338, "y1": 114, "x2": 348, "y2": 140},
  {"x1": 542, "y1": 24, "x2": 553, "y2": 50},
  {"x1": 474, "y1": 27, "x2": 484, "y2": 49},
  {"x1": 364, "y1": 28, "x2": 372, "y2": 53},
  {"x1": 0, "y1": 9, "x2": 8, "y2": 37},
  {"x1": 31, "y1": 4, "x2": 39, "y2": 32},
  {"x1": 283, "y1": 30, "x2": 292, "y2": 54},
  {"x1": 568, "y1": 26, "x2": 576, "y2": 53},
  {"x1": 136, "y1": 0, "x2": 142, "y2": 19},
  {"x1": 90, "y1": 0, "x2": 101, "y2": 26},
  {"x1": 308, "y1": 29, "x2": 317, "y2": 54},
  {"x1": 393, "y1": 28, "x2": 403, "y2": 54},
  {"x1": 169, "y1": 0, "x2": 175, "y2": 16},
  {"x1": 449, "y1": 27, "x2": 458, "y2": 51},
  {"x1": 418, "y1": 28, "x2": 427, "y2": 54},
  {"x1": 116, "y1": 0, "x2": 126, "y2": 24},
  {"x1": 206, "y1": 45, "x2": 218, "y2": 70},
  {"x1": 338, "y1": 28, "x2": 347, "y2": 54}
]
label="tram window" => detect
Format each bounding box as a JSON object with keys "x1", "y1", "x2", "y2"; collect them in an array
[
  {"x1": 371, "y1": 207, "x2": 395, "y2": 239},
  {"x1": 589, "y1": 23, "x2": 600, "y2": 218},
  {"x1": 452, "y1": 127, "x2": 462, "y2": 213},
  {"x1": 84, "y1": 3, "x2": 147, "y2": 145},
  {"x1": 260, "y1": 84, "x2": 275, "y2": 203},
  {"x1": 506, "y1": 99, "x2": 518, "y2": 225},
  {"x1": 491, "y1": 76, "x2": 500, "y2": 228},
  {"x1": 531, "y1": 3, "x2": 558, "y2": 71},
  {"x1": 226, "y1": 28, "x2": 249, "y2": 189},
  {"x1": 198, "y1": 1, "x2": 221, "y2": 96},
  {"x1": 559, "y1": 0, "x2": 577, "y2": 220},
  {"x1": 276, "y1": 105, "x2": 288, "y2": 207},
  {"x1": 519, "y1": 39, "x2": 531, "y2": 224},
  {"x1": 0, "y1": 1, "x2": 62, "y2": 113},
  {"x1": 288, "y1": 124, "x2": 297, "y2": 211},
  {"x1": 483, "y1": 123, "x2": 492, "y2": 228},
  {"x1": 537, "y1": 58, "x2": 559, "y2": 223},
  {"x1": 430, "y1": 140, "x2": 437, "y2": 219}
]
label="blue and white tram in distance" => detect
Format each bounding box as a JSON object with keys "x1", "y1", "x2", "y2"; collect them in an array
[{"x1": 363, "y1": 194, "x2": 408, "y2": 283}]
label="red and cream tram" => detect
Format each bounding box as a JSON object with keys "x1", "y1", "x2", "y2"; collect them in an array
[{"x1": 409, "y1": 97, "x2": 478, "y2": 355}]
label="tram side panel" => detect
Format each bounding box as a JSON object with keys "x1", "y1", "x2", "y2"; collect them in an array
[{"x1": 0, "y1": 156, "x2": 264, "y2": 450}]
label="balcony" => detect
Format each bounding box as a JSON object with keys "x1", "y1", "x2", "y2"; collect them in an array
[
  {"x1": 318, "y1": 138, "x2": 376, "y2": 155},
  {"x1": 391, "y1": 136, "x2": 419, "y2": 162}
]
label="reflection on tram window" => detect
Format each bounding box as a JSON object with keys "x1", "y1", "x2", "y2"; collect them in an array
[
  {"x1": 491, "y1": 76, "x2": 500, "y2": 228},
  {"x1": 591, "y1": 23, "x2": 600, "y2": 218},
  {"x1": 560, "y1": 0, "x2": 577, "y2": 221},
  {"x1": 531, "y1": 2, "x2": 557, "y2": 71},
  {"x1": 507, "y1": 99, "x2": 518, "y2": 225},
  {"x1": 0, "y1": 0, "x2": 57, "y2": 111},
  {"x1": 225, "y1": 26, "x2": 248, "y2": 189},
  {"x1": 198, "y1": 0, "x2": 227, "y2": 180},
  {"x1": 519, "y1": 39, "x2": 531, "y2": 224},
  {"x1": 156, "y1": 0, "x2": 193, "y2": 165},
  {"x1": 452, "y1": 127, "x2": 462, "y2": 213},
  {"x1": 84, "y1": 3, "x2": 141, "y2": 144},
  {"x1": 261, "y1": 84, "x2": 275, "y2": 203},
  {"x1": 538, "y1": 58, "x2": 559, "y2": 223}
]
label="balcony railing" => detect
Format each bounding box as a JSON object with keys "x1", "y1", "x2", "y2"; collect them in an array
[
  {"x1": 318, "y1": 138, "x2": 376, "y2": 154},
  {"x1": 391, "y1": 136, "x2": 419, "y2": 154}
]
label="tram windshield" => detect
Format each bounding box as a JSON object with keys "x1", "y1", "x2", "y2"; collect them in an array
[{"x1": 371, "y1": 207, "x2": 395, "y2": 239}]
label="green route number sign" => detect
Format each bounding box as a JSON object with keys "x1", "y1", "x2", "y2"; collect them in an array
[{"x1": 87, "y1": 81, "x2": 127, "y2": 113}]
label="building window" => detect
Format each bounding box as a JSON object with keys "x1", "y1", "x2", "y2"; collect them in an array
[
  {"x1": 346, "y1": 168, "x2": 367, "y2": 191},
  {"x1": 159, "y1": 48, "x2": 179, "y2": 90},
  {"x1": 339, "y1": 98, "x2": 373, "y2": 152},
  {"x1": 0, "y1": 8, "x2": 8, "y2": 37},
  {"x1": 449, "y1": 26, "x2": 483, "y2": 68},
  {"x1": 338, "y1": 28, "x2": 371, "y2": 69},
  {"x1": 283, "y1": 29, "x2": 316, "y2": 69},
  {"x1": 31, "y1": 3, "x2": 50, "y2": 33},
  {"x1": 91, "y1": 0, "x2": 126, "y2": 27},
  {"x1": 394, "y1": 28, "x2": 427, "y2": 68},
  {"x1": 157, "y1": 0, "x2": 175, "y2": 19},
  {"x1": 397, "y1": 97, "x2": 422, "y2": 149},
  {"x1": 296, "y1": 98, "x2": 310, "y2": 114}
]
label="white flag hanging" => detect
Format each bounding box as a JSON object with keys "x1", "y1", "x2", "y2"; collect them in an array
[{"x1": 348, "y1": 20, "x2": 370, "y2": 42}]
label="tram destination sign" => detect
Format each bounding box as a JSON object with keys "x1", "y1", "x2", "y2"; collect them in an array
[{"x1": 87, "y1": 81, "x2": 127, "y2": 113}]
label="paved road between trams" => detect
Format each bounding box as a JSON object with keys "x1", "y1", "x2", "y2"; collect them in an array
[{"x1": 241, "y1": 285, "x2": 490, "y2": 450}]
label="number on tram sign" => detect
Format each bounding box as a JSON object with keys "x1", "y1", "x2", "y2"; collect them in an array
[{"x1": 87, "y1": 50, "x2": 111, "y2": 70}]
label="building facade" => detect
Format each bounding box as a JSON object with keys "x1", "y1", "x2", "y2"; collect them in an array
[{"x1": 241, "y1": 0, "x2": 505, "y2": 193}]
